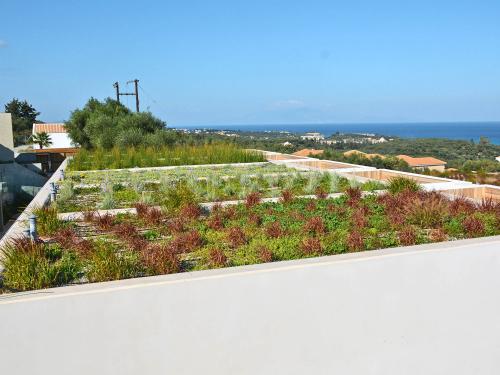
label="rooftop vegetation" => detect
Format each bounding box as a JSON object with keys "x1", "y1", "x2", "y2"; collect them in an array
[
  {"x1": 68, "y1": 143, "x2": 265, "y2": 171},
  {"x1": 1, "y1": 188, "x2": 498, "y2": 292},
  {"x1": 56, "y1": 167, "x2": 385, "y2": 212}
]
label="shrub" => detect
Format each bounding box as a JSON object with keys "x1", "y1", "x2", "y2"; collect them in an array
[
  {"x1": 387, "y1": 176, "x2": 421, "y2": 195},
  {"x1": 304, "y1": 216, "x2": 326, "y2": 235},
  {"x1": 248, "y1": 213, "x2": 263, "y2": 226},
  {"x1": 265, "y1": 221, "x2": 284, "y2": 238},
  {"x1": 344, "y1": 187, "x2": 362, "y2": 207},
  {"x1": 1, "y1": 239, "x2": 81, "y2": 291},
  {"x1": 300, "y1": 237, "x2": 322, "y2": 255},
  {"x1": 167, "y1": 217, "x2": 187, "y2": 233},
  {"x1": 94, "y1": 213, "x2": 114, "y2": 230},
  {"x1": 429, "y1": 228, "x2": 447, "y2": 242},
  {"x1": 306, "y1": 200, "x2": 317, "y2": 211},
  {"x1": 226, "y1": 227, "x2": 247, "y2": 248},
  {"x1": 449, "y1": 197, "x2": 475, "y2": 216},
  {"x1": 141, "y1": 244, "x2": 180, "y2": 275},
  {"x1": 315, "y1": 186, "x2": 328, "y2": 199},
  {"x1": 462, "y1": 216, "x2": 485, "y2": 238},
  {"x1": 86, "y1": 242, "x2": 141, "y2": 282},
  {"x1": 209, "y1": 248, "x2": 227, "y2": 267},
  {"x1": 33, "y1": 206, "x2": 67, "y2": 236},
  {"x1": 100, "y1": 192, "x2": 116, "y2": 210},
  {"x1": 207, "y1": 214, "x2": 224, "y2": 230},
  {"x1": 398, "y1": 226, "x2": 417, "y2": 246},
  {"x1": 347, "y1": 231, "x2": 364, "y2": 252},
  {"x1": 134, "y1": 202, "x2": 150, "y2": 218},
  {"x1": 245, "y1": 192, "x2": 262, "y2": 209},
  {"x1": 162, "y1": 180, "x2": 196, "y2": 212},
  {"x1": 53, "y1": 227, "x2": 93, "y2": 257},
  {"x1": 180, "y1": 203, "x2": 203, "y2": 220},
  {"x1": 170, "y1": 230, "x2": 204, "y2": 253},
  {"x1": 406, "y1": 192, "x2": 448, "y2": 228},
  {"x1": 280, "y1": 189, "x2": 294, "y2": 203},
  {"x1": 258, "y1": 246, "x2": 273, "y2": 263},
  {"x1": 351, "y1": 208, "x2": 368, "y2": 228}
]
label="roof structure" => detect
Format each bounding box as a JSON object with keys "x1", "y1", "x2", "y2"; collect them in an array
[
  {"x1": 33, "y1": 123, "x2": 67, "y2": 133},
  {"x1": 293, "y1": 148, "x2": 324, "y2": 157},
  {"x1": 397, "y1": 154, "x2": 446, "y2": 167}
]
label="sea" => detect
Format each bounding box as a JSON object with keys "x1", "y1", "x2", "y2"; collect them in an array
[{"x1": 176, "y1": 122, "x2": 500, "y2": 145}]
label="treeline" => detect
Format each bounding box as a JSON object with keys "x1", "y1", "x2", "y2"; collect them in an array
[{"x1": 357, "y1": 137, "x2": 500, "y2": 170}]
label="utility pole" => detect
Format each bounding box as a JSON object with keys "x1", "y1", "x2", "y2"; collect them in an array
[
  {"x1": 112, "y1": 79, "x2": 140, "y2": 112},
  {"x1": 113, "y1": 82, "x2": 120, "y2": 103}
]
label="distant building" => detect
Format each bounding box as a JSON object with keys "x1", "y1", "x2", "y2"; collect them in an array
[
  {"x1": 293, "y1": 148, "x2": 324, "y2": 157},
  {"x1": 343, "y1": 150, "x2": 385, "y2": 159},
  {"x1": 496, "y1": 156, "x2": 500, "y2": 162},
  {"x1": 300, "y1": 132, "x2": 324, "y2": 141},
  {"x1": 282, "y1": 141, "x2": 293, "y2": 147},
  {"x1": 32, "y1": 123, "x2": 75, "y2": 149},
  {"x1": 397, "y1": 154, "x2": 447, "y2": 172}
]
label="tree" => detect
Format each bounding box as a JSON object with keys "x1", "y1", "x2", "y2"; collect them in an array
[
  {"x1": 65, "y1": 98, "x2": 167, "y2": 148},
  {"x1": 4, "y1": 98, "x2": 40, "y2": 146},
  {"x1": 29, "y1": 132, "x2": 52, "y2": 149}
]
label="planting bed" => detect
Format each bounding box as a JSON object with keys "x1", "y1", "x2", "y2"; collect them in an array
[
  {"x1": 1, "y1": 188, "x2": 498, "y2": 292},
  {"x1": 56, "y1": 165, "x2": 386, "y2": 212},
  {"x1": 68, "y1": 144, "x2": 265, "y2": 171}
]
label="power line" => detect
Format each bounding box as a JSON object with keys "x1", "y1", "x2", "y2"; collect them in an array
[{"x1": 112, "y1": 79, "x2": 140, "y2": 112}]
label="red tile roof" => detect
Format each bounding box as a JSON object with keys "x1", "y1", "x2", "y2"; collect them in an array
[
  {"x1": 397, "y1": 154, "x2": 446, "y2": 167},
  {"x1": 33, "y1": 123, "x2": 67, "y2": 133},
  {"x1": 293, "y1": 149, "x2": 324, "y2": 157}
]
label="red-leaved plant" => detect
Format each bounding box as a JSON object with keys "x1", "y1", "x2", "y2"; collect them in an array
[
  {"x1": 265, "y1": 221, "x2": 283, "y2": 238},
  {"x1": 462, "y1": 216, "x2": 485, "y2": 238},
  {"x1": 429, "y1": 228, "x2": 447, "y2": 242},
  {"x1": 209, "y1": 248, "x2": 227, "y2": 267},
  {"x1": 304, "y1": 216, "x2": 326, "y2": 235},
  {"x1": 300, "y1": 237, "x2": 322, "y2": 255},
  {"x1": 180, "y1": 203, "x2": 203, "y2": 220},
  {"x1": 280, "y1": 189, "x2": 294, "y2": 204},
  {"x1": 169, "y1": 230, "x2": 204, "y2": 253},
  {"x1": 258, "y1": 245, "x2": 273, "y2": 263},
  {"x1": 315, "y1": 187, "x2": 328, "y2": 199},
  {"x1": 226, "y1": 227, "x2": 247, "y2": 248},
  {"x1": 398, "y1": 226, "x2": 417, "y2": 246},
  {"x1": 345, "y1": 187, "x2": 362, "y2": 207},
  {"x1": 347, "y1": 231, "x2": 363, "y2": 252},
  {"x1": 141, "y1": 244, "x2": 179, "y2": 275},
  {"x1": 245, "y1": 192, "x2": 262, "y2": 209}
]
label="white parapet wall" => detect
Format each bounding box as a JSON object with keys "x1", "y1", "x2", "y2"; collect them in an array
[{"x1": 1, "y1": 236, "x2": 500, "y2": 375}]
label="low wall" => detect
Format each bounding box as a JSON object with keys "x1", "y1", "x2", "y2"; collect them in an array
[
  {"x1": 1, "y1": 236, "x2": 500, "y2": 375},
  {"x1": 0, "y1": 158, "x2": 68, "y2": 252}
]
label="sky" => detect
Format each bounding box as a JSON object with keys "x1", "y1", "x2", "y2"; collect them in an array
[{"x1": 1, "y1": 0, "x2": 500, "y2": 126}]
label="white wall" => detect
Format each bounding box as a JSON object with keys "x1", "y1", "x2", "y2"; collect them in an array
[
  {"x1": 1, "y1": 236, "x2": 500, "y2": 375},
  {"x1": 32, "y1": 132, "x2": 73, "y2": 149}
]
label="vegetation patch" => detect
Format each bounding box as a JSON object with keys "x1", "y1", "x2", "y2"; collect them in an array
[{"x1": 2, "y1": 190, "x2": 498, "y2": 292}]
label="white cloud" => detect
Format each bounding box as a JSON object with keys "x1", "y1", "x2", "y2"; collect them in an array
[
  {"x1": 271, "y1": 99, "x2": 306, "y2": 109},
  {"x1": 0, "y1": 40, "x2": 7, "y2": 48}
]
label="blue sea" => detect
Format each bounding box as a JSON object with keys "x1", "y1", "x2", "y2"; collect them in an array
[{"x1": 177, "y1": 122, "x2": 500, "y2": 145}]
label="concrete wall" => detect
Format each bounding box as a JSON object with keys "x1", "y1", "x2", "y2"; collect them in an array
[
  {"x1": 1, "y1": 236, "x2": 500, "y2": 375},
  {"x1": 0, "y1": 113, "x2": 14, "y2": 162},
  {"x1": 0, "y1": 162, "x2": 47, "y2": 196}
]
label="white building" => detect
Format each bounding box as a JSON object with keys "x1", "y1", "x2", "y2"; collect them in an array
[
  {"x1": 32, "y1": 123, "x2": 74, "y2": 149},
  {"x1": 300, "y1": 132, "x2": 325, "y2": 141}
]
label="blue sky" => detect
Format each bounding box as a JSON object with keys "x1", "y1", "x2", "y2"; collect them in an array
[{"x1": 1, "y1": 0, "x2": 500, "y2": 126}]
